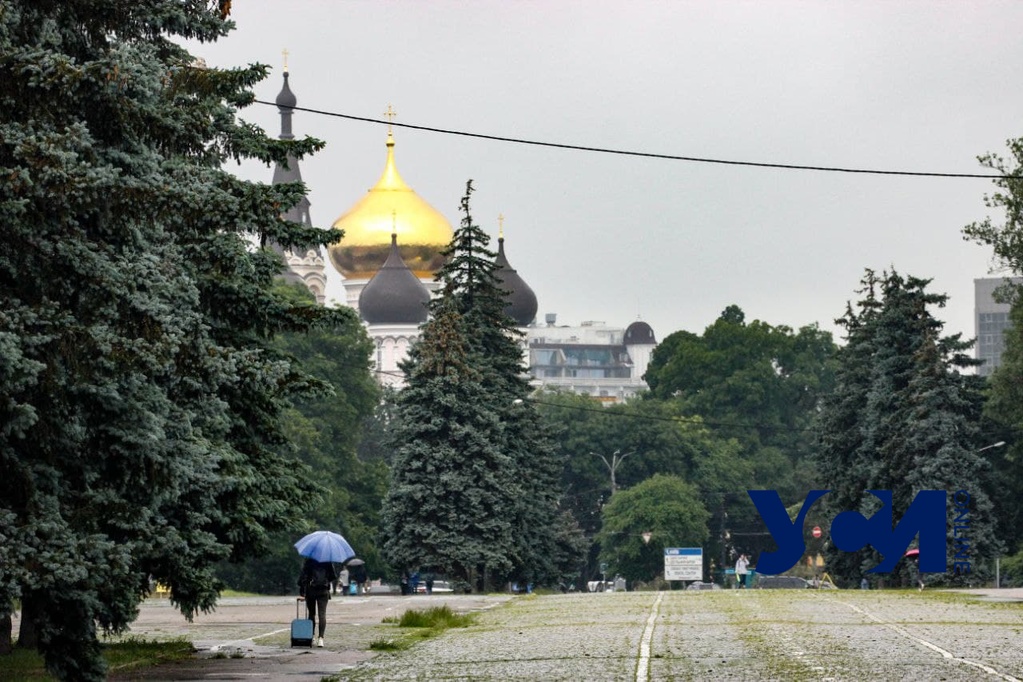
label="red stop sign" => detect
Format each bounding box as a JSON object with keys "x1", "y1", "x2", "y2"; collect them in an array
[{"x1": 812, "y1": 526, "x2": 822, "y2": 539}]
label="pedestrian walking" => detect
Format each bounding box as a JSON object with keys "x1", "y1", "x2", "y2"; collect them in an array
[
  {"x1": 338, "y1": 566, "x2": 350, "y2": 597},
  {"x1": 735, "y1": 554, "x2": 750, "y2": 589},
  {"x1": 298, "y1": 558, "x2": 337, "y2": 647}
]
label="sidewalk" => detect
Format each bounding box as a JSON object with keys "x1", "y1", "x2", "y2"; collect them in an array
[{"x1": 104, "y1": 594, "x2": 511, "y2": 680}]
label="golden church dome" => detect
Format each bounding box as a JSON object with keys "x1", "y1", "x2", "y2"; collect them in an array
[{"x1": 328, "y1": 133, "x2": 453, "y2": 279}]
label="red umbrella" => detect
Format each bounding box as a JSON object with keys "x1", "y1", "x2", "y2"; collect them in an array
[{"x1": 904, "y1": 548, "x2": 920, "y2": 558}]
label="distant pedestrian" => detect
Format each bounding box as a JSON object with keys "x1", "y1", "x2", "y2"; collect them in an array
[
  {"x1": 349, "y1": 561, "x2": 368, "y2": 594},
  {"x1": 338, "y1": 567, "x2": 350, "y2": 597},
  {"x1": 908, "y1": 558, "x2": 925, "y2": 590},
  {"x1": 735, "y1": 554, "x2": 750, "y2": 589},
  {"x1": 298, "y1": 558, "x2": 337, "y2": 647},
  {"x1": 424, "y1": 572, "x2": 435, "y2": 595}
]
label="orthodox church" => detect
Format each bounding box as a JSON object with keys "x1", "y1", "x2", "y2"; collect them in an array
[{"x1": 270, "y1": 69, "x2": 654, "y2": 400}]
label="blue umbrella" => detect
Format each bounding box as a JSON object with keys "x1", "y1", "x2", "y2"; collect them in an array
[{"x1": 294, "y1": 531, "x2": 356, "y2": 564}]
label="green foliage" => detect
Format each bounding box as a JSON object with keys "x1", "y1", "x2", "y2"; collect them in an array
[
  {"x1": 216, "y1": 283, "x2": 382, "y2": 593},
  {"x1": 815, "y1": 270, "x2": 999, "y2": 584},
  {"x1": 3, "y1": 638, "x2": 194, "y2": 680},
  {"x1": 535, "y1": 387, "x2": 755, "y2": 579},
  {"x1": 640, "y1": 306, "x2": 838, "y2": 569},
  {"x1": 382, "y1": 182, "x2": 564, "y2": 591},
  {"x1": 0, "y1": 3, "x2": 346, "y2": 678},
  {"x1": 368, "y1": 638, "x2": 408, "y2": 651},
  {"x1": 596, "y1": 474, "x2": 709, "y2": 582},
  {"x1": 979, "y1": 296, "x2": 1023, "y2": 556},
  {"x1": 962, "y1": 140, "x2": 1023, "y2": 557},
  {"x1": 645, "y1": 305, "x2": 837, "y2": 496},
  {"x1": 395, "y1": 605, "x2": 475, "y2": 629},
  {"x1": 963, "y1": 138, "x2": 1023, "y2": 275},
  {"x1": 1000, "y1": 549, "x2": 1023, "y2": 587}
]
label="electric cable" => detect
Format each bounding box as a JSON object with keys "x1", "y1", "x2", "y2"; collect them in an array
[{"x1": 254, "y1": 101, "x2": 1022, "y2": 180}]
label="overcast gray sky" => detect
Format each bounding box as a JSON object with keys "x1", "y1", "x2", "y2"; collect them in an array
[{"x1": 193, "y1": 1, "x2": 1023, "y2": 346}]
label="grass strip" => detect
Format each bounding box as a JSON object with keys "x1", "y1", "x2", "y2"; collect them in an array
[{"x1": 1, "y1": 637, "x2": 194, "y2": 681}]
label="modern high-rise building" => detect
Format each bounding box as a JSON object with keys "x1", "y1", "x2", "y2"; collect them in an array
[{"x1": 975, "y1": 276, "x2": 1022, "y2": 376}]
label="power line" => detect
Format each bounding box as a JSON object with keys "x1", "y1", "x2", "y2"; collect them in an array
[{"x1": 254, "y1": 100, "x2": 1020, "y2": 180}]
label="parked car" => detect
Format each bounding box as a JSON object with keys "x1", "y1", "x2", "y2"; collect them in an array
[{"x1": 755, "y1": 575, "x2": 809, "y2": 589}]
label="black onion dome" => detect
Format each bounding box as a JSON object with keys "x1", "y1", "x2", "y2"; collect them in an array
[
  {"x1": 276, "y1": 72, "x2": 297, "y2": 109},
  {"x1": 358, "y1": 234, "x2": 430, "y2": 324},
  {"x1": 494, "y1": 237, "x2": 538, "y2": 327},
  {"x1": 624, "y1": 320, "x2": 656, "y2": 345}
]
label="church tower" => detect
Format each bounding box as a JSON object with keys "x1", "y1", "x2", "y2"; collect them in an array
[
  {"x1": 270, "y1": 57, "x2": 326, "y2": 304},
  {"x1": 328, "y1": 112, "x2": 454, "y2": 312},
  {"x1": 358, "y1": 230, "x2": 432, "y2": 387},
  {"x1": 493, "y1": 216, "x2": 538, "y2": 328},
  {"x1": 328, "y1": 111, "x2": 454, "y2": 385}
]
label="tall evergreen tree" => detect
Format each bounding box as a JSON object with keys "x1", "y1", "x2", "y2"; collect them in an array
[
  {"x1": 0, "y1": 3, "x2": 348, "y2": 677},
  {"x1": 815, "y1": 271, "x2": 997, "y2": 585},
  {"x1": 382, "y1": 295, "x2": 516, "y2": 590},
  {"x1": 382, "y1": 182, "x2": 563, "y2": 591},
  {"x1": 963, "y1": 137, "x2": 1023, "y2": 558}
]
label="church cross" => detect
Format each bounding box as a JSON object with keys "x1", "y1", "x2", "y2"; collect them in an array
[
  {"x1": 384, "y1": 104, "x2": 397, "y2": 133},
  {"x1": 282, "y1": 48, "x2": 289, "y2": 73},
  {"x1": 498, "y1": 213, "x2": 505, "y2": 238}
]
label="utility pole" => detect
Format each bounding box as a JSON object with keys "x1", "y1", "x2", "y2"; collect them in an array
[{"x1": 593, "y1": 449, "x2": 634, "y2": 494}]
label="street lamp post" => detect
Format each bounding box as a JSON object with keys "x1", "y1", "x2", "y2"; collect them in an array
[{"x1": 593, "y1": 449, "x2": 635, "y2": 494}]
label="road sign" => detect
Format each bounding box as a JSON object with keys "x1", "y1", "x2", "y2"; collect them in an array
[
  {"x1": 812, "y1": 526, "x2": 822, "y2": 539},
  {"x1": 664, "y1": 547, "x2": 702, "y2": 581}
]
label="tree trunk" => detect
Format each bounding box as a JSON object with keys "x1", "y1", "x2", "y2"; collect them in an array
[
  {"x1": 16, "y1": 595, "x2": 38, "y2": 649},
  {"x1": 0, "y1": 613, "x2": 11, "y2": 654}
]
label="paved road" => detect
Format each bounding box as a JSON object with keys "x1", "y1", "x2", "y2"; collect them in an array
[
  {"x1": 342, "y1": 588, "x2": 1023, "y2": 681},
  {"x1": 55, "y1": 593, "x2": 510, "y2": 680},
  {"x1": 18, "y1": 589, "x2": 1023, "y2": 680}
]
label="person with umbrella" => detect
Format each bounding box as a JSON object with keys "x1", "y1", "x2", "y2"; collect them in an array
[
  {"x1": 905, "y1": 548, "x2": 925, "y2": 590},
  {"x1": 295, "y1": 531, "x2": 355, "y2": 647}
]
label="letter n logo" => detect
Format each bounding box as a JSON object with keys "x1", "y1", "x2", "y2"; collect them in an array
[{"x1": 831, "y1": 490, "x2": 946, "y2": 573}]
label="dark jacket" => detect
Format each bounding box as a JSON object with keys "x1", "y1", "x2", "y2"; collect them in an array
[{"x1": 298, "y1": 559, "x2": 337, "y2": 599}]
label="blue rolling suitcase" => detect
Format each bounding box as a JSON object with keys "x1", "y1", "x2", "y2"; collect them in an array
[{"x1": 291, "y1": 598, "x2": 314, "y2": 647}]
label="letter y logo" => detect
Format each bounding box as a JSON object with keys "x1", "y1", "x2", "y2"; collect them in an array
[{"x1": 748, "y1": 490, "x2": 829, "y2": 574}]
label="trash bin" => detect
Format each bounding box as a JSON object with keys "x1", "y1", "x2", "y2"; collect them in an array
[{"x1": 745, "y1": 570, "x2": 756, "y2": 588}]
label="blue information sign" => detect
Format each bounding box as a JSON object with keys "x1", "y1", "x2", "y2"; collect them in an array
[{"x1": 664, "y1": 547, "x2": 703, "y2": 581}]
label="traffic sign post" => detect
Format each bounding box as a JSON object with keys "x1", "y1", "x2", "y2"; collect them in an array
[
  {"x1": 664, "y1": 547, "x2": 703, "y2": 582},
  {"x1": 812, "y1": 526, "x2": 822, "y2": 539}
]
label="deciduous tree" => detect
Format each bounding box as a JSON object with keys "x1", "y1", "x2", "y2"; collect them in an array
[{"x1": 596, "y1": 474, "x2": 709, "y2": 583}]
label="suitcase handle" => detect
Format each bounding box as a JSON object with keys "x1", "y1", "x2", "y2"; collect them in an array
[{"x1": 296, "y1": 597, "x2": 303, "y2": 619}]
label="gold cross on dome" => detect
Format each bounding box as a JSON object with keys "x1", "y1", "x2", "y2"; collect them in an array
[
  {"x1": 282, "y1": 48, "x2": 289, "y2": 73},
  {"x1": 498, "y1": 213, "x2": 505, "y2": 238},
  {"x1": 384, "y1": 104, "x2": 398, "y2": 134}
]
